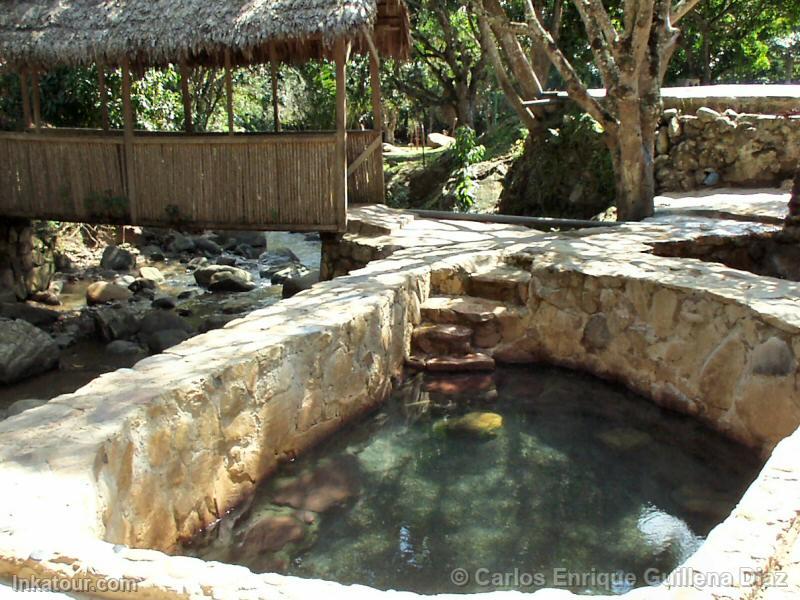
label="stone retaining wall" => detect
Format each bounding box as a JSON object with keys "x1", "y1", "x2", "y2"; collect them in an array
[
  {"x1": 0, "y1": 218, "x2": 54, "y2": 301},
  {"x1": 655, "y1": 108, "x2": 800, "y2": 192}
]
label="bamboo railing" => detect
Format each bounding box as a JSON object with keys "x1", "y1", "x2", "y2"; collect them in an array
[{"x1": 0, "y1": 129, "x2": 384, "y2": 231}]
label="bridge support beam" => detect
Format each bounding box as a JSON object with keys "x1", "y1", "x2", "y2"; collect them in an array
[{"x1": 334, "y1": 37, "x2": 351, "y2": 232}]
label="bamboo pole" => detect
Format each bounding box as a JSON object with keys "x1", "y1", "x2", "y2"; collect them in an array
[
  {"x1": 364, "y1": 31, "x2": 383, "y2": 138},
  {"x1": 334, "y1": 38, "x2": 350, "y2": 230},
  {"x1": 19, "y1": 70, "x2": 32, "y2": 129},
  {"x1": 224, "y1": 49, "x2": 234, "y2": 135},
  {"x1": 31, "y1": 71, "x2": 42, "y2": 131},
  {"x1": 269, "y1": 44, "x2": 281, "y2": 132},
  {"x1": 97, "y1": 61, "x2": 110, "y2": 131},
  {"x1": 121, "y1": 59, "x2": 137, "y2": 218},
  {"x1": 179, "y1": 63, "x2": 193, "y2": 133}
]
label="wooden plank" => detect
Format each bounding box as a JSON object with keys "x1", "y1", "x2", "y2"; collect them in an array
[
  {"x1": 334, "y1": 37, "x2": 350, "y2": 231},
  {"x1": 347, "y1": 133, "x2": 382, "y2": 177},
  {"x1": 270, "y1": 44, "x2": 281, "y2": 132},
  {"x1": 31, "y1": 71, "x2": 41, "y2": 131}
]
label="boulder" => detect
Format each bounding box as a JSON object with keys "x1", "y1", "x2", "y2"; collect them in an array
[
  {"x1": 187, "y1": 257, "x2": 209, "y2": 270},
  {"x1": 234, "y1": 244, "x2": 262, "y2": 259},
  {"x1": 272, "y1": 455, "x2": 361, "y2": 513},
  {"x1": 168, "y1": 233, "x2": 196, "y2": 253},
  {"x1": 281, "y1": 270, "x2": 320, "y2": 299},
  {"x1": 31, "y1": 290, "x2": 61, "y2": 306},
  {"x1": 94, "y1": 305, "x2": 139, "y2": 342},
  {"x1": 0, "y1": 302, "x2": 60, "y2": 327},
  {"x1": 193, "y1": 237, "x2": 222, "y2": 255},
  {"x1": 226, "y1": 231, "x2": 267, "y2": 248},
  {"x1": 6, "y1": 398, "x2": 48, "y2": 417},
  {"x1": 86, "y1": 281, "x2": 132, "y2": 305},
  {"x1": 216, "y1": 256, "x2": 238, "y2": 267},
  {"x1": 144, "y1": 329, "x2": 190, "y2": 353},
  {"x1": 138, "y1": 310, "x2": 193, "y2": 335},
  {"x1": 428, "y1": 132, "x2": 456, "y2": 148},
  {"x1": 270, "y1": 264, "x2": 310, "y2": 285},
  {"x1": 241, "y1": 512, "x2": 307, "y2": 553},
  {"x1": 0, "y1": 318, "x2": 59, "y2": 384},
  {"x1": 138, "y1": 266, "x2": 165, "y2": 283},
  {"x1": 100, "y1": 245, "x2": 137, "y2": 271},
  {"x1": 199, "y1": 314, "x2": 237, "y2": 332},
  {"x1": 194, "y1": 265, "x2": 249, "y2": 287},
  {"x1": 412, "y1": 323, "x2": 472, "y2": 355},
  {"x1": 151, "y1": 296, "x2": 177, "y2": 310}
]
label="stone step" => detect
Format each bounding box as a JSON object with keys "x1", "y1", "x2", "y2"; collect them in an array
[
  {"x1": 405, "y1": 352, "x2": 495, "y2": 372},
  {"x1": 467, "y1": 264, "x2": 531, "y2": 305},
  {"x1": 411, "y1": 323, "x2": 473, "y2": 356},
  {"x1": 420, "y1": 295, "x2": 508, "y2": 326}
]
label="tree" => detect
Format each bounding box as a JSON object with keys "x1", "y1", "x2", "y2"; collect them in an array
[
  {"x1": 478, "y1": 0, "x2": 701, "y2": 220},
  {"x1": 390, "y1": 0, "x2": 488, "y2": 130}
]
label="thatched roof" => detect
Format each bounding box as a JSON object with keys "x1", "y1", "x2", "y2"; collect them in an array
[{"x1": 0, "y1": 0, "x2": 411, "y2": 70}]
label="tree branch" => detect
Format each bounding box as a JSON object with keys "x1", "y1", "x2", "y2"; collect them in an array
[{"x1": 672, "y1": 0, "x2": 702, "y2": 24}]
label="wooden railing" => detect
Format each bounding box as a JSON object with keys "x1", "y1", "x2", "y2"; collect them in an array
[{"x1": 0, "y1": 128, "x2": 384, "y2": 231}]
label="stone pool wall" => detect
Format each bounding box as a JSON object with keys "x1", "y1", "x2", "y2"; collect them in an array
[
  {"x1": 0, "y1": 207, "x2": 799, "y2": 598},
  {"x1": 0, "y1": 217, "x2": 55, "y2": 301},
  {"x1": 654, "y1": 108, "x2": 800, "y2": 192}
]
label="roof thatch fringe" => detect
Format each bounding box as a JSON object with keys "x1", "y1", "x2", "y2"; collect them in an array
[{"x1": 0, "y1": 0, "x2": 410, "y2": 70}]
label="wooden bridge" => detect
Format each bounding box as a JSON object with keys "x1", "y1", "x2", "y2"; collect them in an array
[{"x1": 0, "y1": 0, "x2": 410, "y2": 233}]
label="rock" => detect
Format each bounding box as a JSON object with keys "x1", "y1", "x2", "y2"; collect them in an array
[
  {"x1": 168, "y1": 233, "x2": 195, "y2": 253},
  {"x1": 193, "y1": 237, "x2": 222, "y2": 255},
  {"x1": 6, "y1": 398, "x2": 48, "y2": 417},
  {"x1": 428, "y1": 132, "x2": 456, "y2": 148},
  {"x1": 0, "y1": 302, "x2": 60, "y2": 327},
  {"x1": 209, "y1": 269, "x2": 256, "y2": 293},
  {"x1": 138, "y1": 310, "x2": 193, "y2": 335},
  {"x1": 696, "y1": 107, "x2": 721, "y2": 123},
  {"x1": 194, "y1": 265, "x2": 250, "y2": 288},
  {"x1": 234, "y1": 244, "x2": 262, "y2": 259},
  {"x1": 227, "y1": 231, "x2": 267, "y2": 248},
  {"x1": 187, "y1": 257, "x2": 209, "y2": 270},
  {"x1": 177, "y1": 290, "x2": 198, "y2": 300},
  {"x1": 751, "y1": 337, "x2": 795, "y2": 376},
  {"x1": 94, "y1": 305, "x2": 139, "y2": 342},
  {"x1": 216, "y1": 256, "x2": 238, "y2": 267},
  {"x1": 31, "y1": 290, "x2": 61, "y2": 306},
  {"x1": 100, "y1": 245, "x2": 136, "y2": 271},
  {"x1": 412, "y1": 323, "x2": 472, "y2": 355},
  {"x1": 281, "y1": 270, "x2": 320, "y2": 299},
  {"x1": 425, "y1": 353, "x2": 495, "y2": 372},
  {"x1": 128, "y1": 277, "x2": 156, "y2": 293},
  {"x1": 144, "y1": 329, "x2": 190, "y2": 353},
  {"x1": 139, "y1": 266, "x2": 165, "y2": 283},
  {"x1": 139, "y1": 245, "x2": 164, "y2": 261},
  {"x1": 424, "y1": 373, "x2": 495, "y2": 395},
  {"x1": 86, "y1": 281, "x2": 132, "y2": 305},
  {"x1": 199, "y1": 314, "x2": 237, "y2": 332},
  {"x1": 151, "y1": 296, "x2": 177, "y2": 310},
  {"x1": 582, "y1": 314, "x2": 611, "y2": 351},
  {"x1": 434, "y1": 412, "x2": 503, "y2": 438},
  {"x1": 241, "y1": 513, "x2": 307, "y2": 553},
  {"x1": 106, "y1": 340, "x2": 145, "y2": 356},
  {"x1": 0, "y1": 318, "x2": 59, "y2": 384},
  {"x1": 115, "y1": 274, "x2": 136, "y2": 287},
  {"x1": 272, "y1": 455, "x2": 361, "y2": 513},
  {"x1": 702, "y1": 170, "x2": 720, "y2": 186},
  {"x1": 133, "y1": 287, "x2": 156, "y2": 302},
  {"x1": 636, "y1": 507, "x2": 700, "y2": 564}
]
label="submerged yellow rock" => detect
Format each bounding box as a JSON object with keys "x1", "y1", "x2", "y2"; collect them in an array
[{"x1": 435, "y1": 412, "x2": 504, "y2": 438}]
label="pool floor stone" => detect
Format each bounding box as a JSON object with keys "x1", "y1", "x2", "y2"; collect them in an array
[{"x1": 1, "y1": 189, "x2": 800, "y2": 599}]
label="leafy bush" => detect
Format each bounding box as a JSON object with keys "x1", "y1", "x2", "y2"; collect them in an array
[{"x1": 451, "y1": 126, "x2": 486, "y2": 212}]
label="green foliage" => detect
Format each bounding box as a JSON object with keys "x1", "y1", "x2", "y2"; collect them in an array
[
  {"x1": 499, "y1": 111, "x2": 614, "y2": 219},
  {"x1": 451, "y1": 126, "x2": 486, "y2": 212}
]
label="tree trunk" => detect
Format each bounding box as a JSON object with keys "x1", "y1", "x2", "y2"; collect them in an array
[
  {"x1": 701, "y1": 34, "x2": 712, "y2": 85},
  {"x1": 609, "y1": 99, "x2": 656, "y2": 221},
  {"x1": 454, "y1": 82, "x2": 475, "y2": 129}
]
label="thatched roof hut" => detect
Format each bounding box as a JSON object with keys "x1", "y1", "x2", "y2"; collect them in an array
[{"x1": 0, "y1": 0, "x2": 410, "y2": 70}]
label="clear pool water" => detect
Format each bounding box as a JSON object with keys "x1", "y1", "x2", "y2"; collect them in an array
[{"x1": 183, "y1": 366, "x2": 762, "y2": 594}]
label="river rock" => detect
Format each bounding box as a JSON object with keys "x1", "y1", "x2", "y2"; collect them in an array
[
  {"x1": 428, "y1": 132, "x2": 455, "y2": 148},
  {"x1": 138, "y1": 310, "x2": 193, "y2": 335},
  {"x1": 281, "y1": 270, "x2": 320, "y2": 299},
  {"x1": 272, "y1": 455, "x2": 361, "y2": 513},
  {"x1": 169, "y1": 233, "x2": 195, "y2": 253},
  {"x1": 6, "y1": 398, "x2": 48, "y2": 417},
  {"x1": 100, "y1": 245, "x2": 137, "y2": 271},
  {"x1": 194, "y1": 265, "x2": 249, "y2": 288},
  {"x1": 144, "y1": 329, "x2": 190, "y2": 353},
  {"x1": 270, "y1": 264, "x2": 310, "y2": 285},
  {"x1": 0, "y1": 318, "x2": 59, "y2": 384},
  {"x1": 139, "y1": 266, "x2": 165, "y2": 283},
  {"x1": 434, "y1": 412, "x2": 503, "y2": 438},
  {"x1": 199, "y1": 314, "x2": 237, "y2": 332},
  {"x1": 106, "y1": 340, "x2": 145, "y2": 356},
  {"x1": 94, "y1": 305, "x2": 139, "y2": 342},
  {"x1": 227, "y1": 231, "x2": 267, "y2": 248},
  {"x1": 216, "y1": 256, "x2": 238, "y2": 267},
  {"x1": 241, "y1": 512, "x2": 307, "y2": 553},
  {"x1": 0, "y1": 302, "x2": 60, "y2": 327},
  {"x1": 86, "y1": 281, "x2": 132, "y2": 305},
  {"x1": 31, "y1": 290, "x2": 61, "y2": 306},
  {"x1": 234, "y1": 244, "x2": 262, "y2": 259},
  {"x1": 208, "y1": 269, "x2": 256, "y2": 293},
  {"x1": 193, "y1": 237, "x2": 222, "y2": 255},
  {"x1": 151, "y1": 296, "x2": 177, "y2": 310}
]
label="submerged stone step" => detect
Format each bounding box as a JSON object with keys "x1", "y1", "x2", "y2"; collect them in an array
[
  {"x1": 411, "y1": 323, "x2": 473, "y2": 355},
  {"x1": 467, "y1": 264, "x2": 531, "y2": 305},
  {"x1": 405, "y1": 352, "x2": 495, "y2": 372}
]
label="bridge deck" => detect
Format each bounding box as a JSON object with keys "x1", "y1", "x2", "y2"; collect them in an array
[{"x1": 0, "y1": 129, "x2": 383, "y2": 232}]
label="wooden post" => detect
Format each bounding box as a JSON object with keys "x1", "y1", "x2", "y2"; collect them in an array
[
  {"x1": 121, "y1": 59, "x2": 137, "y2": 219},
  {"x1": 179, "y1": 63, "x2": 194, "y2": 133},
  {"x1": 365, "y1": 31, "x2": 383, "y2": 138},
  {"x1": 97, "y1": 61, "x2": 110, "y2": 131},
  {"x1": 334, "y1": 38, "x2": 350, "y2": 230},
  {"x1": 31, "y1": 71, "x2": 42, "y2": 131},
  {"x1": 270, "y1": 44, "x2": 281, "y2": 132},
  {"x1": 224, "y1": 50, "x2": 234, "y2": 135},
  {"x1": 19, "y1": 70, "x2": 32, "y2": 129}
]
